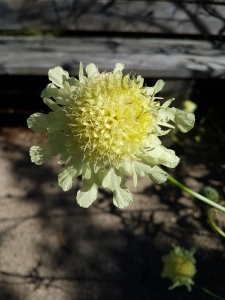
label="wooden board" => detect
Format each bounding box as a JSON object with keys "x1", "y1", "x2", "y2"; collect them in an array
[
  {"x1": 0, "y1": 36, "x2": 225, "y2": 78},
  {"x1": 1, "y1": 0, "x2": 225, "y2": 35}
]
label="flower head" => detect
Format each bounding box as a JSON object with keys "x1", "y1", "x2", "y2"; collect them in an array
[
  {"x1": 161, "y1": 245, "x2": 196, "y2": 291},
  {"x1": 27, "y1": 63, "x2": 195, "y2": 208}
]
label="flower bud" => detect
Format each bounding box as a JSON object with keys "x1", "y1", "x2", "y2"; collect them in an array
[
  {"x1": 201, "y1": 186, "x2": 219, "y2": 203},
  {"x1": 161, "y1": 245, "x2": 196, "y2": 291}
]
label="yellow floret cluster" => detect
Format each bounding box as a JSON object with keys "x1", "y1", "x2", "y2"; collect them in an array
[
  {"x1": 161, "y1": 245, "x2": 196, "y2": 291},
  {"x1": 66, "y1": 71, "x2": 156, "y2": 168}
]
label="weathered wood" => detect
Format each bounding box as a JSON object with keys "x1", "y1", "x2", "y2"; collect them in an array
[
  {"x1": 1, "y1": 0, "x2": 225, "y2": 35},
  {"x1": 0, "y1": 36, "x2": 225, "y2": 78}
]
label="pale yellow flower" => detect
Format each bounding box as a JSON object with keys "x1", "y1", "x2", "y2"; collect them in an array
[
  {"x1": 27, "y1": 63, "x2": 195, "y2": 208},
  {"x1": 182, "y1": 100, "x2": 197, "y2": 113},
  {"x1": 161, "y1": 245, "x2": 196, "y2": 291}
]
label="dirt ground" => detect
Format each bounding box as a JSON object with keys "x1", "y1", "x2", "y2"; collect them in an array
[{"x1": 0, "y1": 123, "x2": 225, "y2": 300}]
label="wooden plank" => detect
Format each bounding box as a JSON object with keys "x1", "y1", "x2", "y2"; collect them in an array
[
  {"x1": 0, "y1": 36, "x2": 225, "y2": 78},
  {"x1": 1, "y1": 0, "x2": 225, "y2": 35}
]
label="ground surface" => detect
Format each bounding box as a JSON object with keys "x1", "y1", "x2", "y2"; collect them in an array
[
  {"x1": 0, "y1": 121, "x2": 224, "y2": 300},
  {"x1": 0, "y1": 78, "x2": 225, "y2": 300}
]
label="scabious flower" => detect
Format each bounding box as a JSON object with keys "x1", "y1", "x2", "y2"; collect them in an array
[
  {"x1": 161, "y1": 245, "x2": 196, "y2": 291},
  {"x1": 27, "y1": 63, "x2": 195, "y2": 208}
]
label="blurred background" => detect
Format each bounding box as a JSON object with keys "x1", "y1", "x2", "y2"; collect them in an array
[{"x1": 0, "y1": 1, "x2": 225, "y2": 299}]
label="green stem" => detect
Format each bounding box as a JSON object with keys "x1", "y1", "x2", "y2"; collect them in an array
[
  {"x1": 202, "y1": 287, "x2": 225, "y2": 300},
  {"x1": 206, "y1": 208, "x2": 225, "y2": 238},
  {"x1": 167, "y1": 176, "x2": 225, "y2": 213}
]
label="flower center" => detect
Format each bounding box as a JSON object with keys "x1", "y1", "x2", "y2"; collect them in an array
[
  {"x1": 66, "y1": 73, "x2": 155, "y2": 167},
  {"x1": 173, "y1": 257, "x2": 196, "y2": 278}
]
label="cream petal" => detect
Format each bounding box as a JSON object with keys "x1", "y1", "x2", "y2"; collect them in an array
[
  {"x1": 113, "y1": 188, "x2": 134, "y2": 208},
  {"x1": 58, "y1": 154, "x2": 83, "y2": 191},
  {"x1": 144, "y1": 145, "x2": 179, "y2": 168},
  {"x1": 121, "y1": 161, "x2": 134, "y2": 174},
  {"x1": 153, "y1": 79, "x2": 165, "y2": 94},
  {"x1": 82, "y1": 161, "x2": 92, "y2": 180},
  {"x1": 77, "y1": 179, "x2": 99, "y2": 208},
  {"x1": 120, "y1": 162, "x2": 137, "y2": 186},
  {"x1": 102, "y1": 168, "x2": 121, "y2": 191},
  {"x1": 43, "y1": 98, "x2": 59, "y2": 111},
  {"x1": 49, "y1": 131, "x2": 67, "y2": 156},
  {"x1": 58, "y1": 150, "x2": 70, "y2": 164},
  {"x1": 79, "y1": 62, "x2": 85, "y2": 83},
  {"x1": 27, "y1": 113, "x2": 47, "y2": 132},
  {"x1": 149, "y1": 166, "x2": 168, "y2": 183},
  {"x1": 30, "y1": 143, "x2": 52, "y2": 165},
  {"x1": 113, "y1": 63, "x2": 124, "y2": 73},
  {"x1": 133, "y1": 160, "x2": 153, "y2": 177},
  {"x1": 48, "y1": 66, "x2": 69, "y2": 88},
  {"x1": 86, "y1": 63, "x2": 99, "y2": 77},
  {"x1": 46, "y1": 111, "x2": 68, "y2": 133},
  {"x1": 58, "y1": 169, "x2": 73, "y2": 192},
  {"x1": 41, "y1": 83, "x2": 69, "y2": 105},
  {"x1": 162, "y1": 98, "x2": 175, "y2": 108},
  {"x1": 175, "y1": 110, "x2": 195, "y2": 133}
]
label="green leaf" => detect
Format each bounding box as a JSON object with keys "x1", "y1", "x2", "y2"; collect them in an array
[
  {"x1": 30, "y1": 143, "x2": 52, "y2": 165},
  {"x1": 48, "y1": 66, "x2": 69, "y2": 88},
  {"x1": 27, "y1": 113, "x2": 47, "y2": 132}
]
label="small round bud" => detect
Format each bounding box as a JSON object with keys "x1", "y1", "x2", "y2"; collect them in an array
[{"x1": 201, "y1": 186, "x2": 219, "y2": 203}]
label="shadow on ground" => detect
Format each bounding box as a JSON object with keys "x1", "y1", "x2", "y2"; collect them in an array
[
  {"x1": 0, "y1": 122, "x2": 224, "y2": 300},
  {"x1": 1, "y1": 78, "x2": 225, "y2": 300}
]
